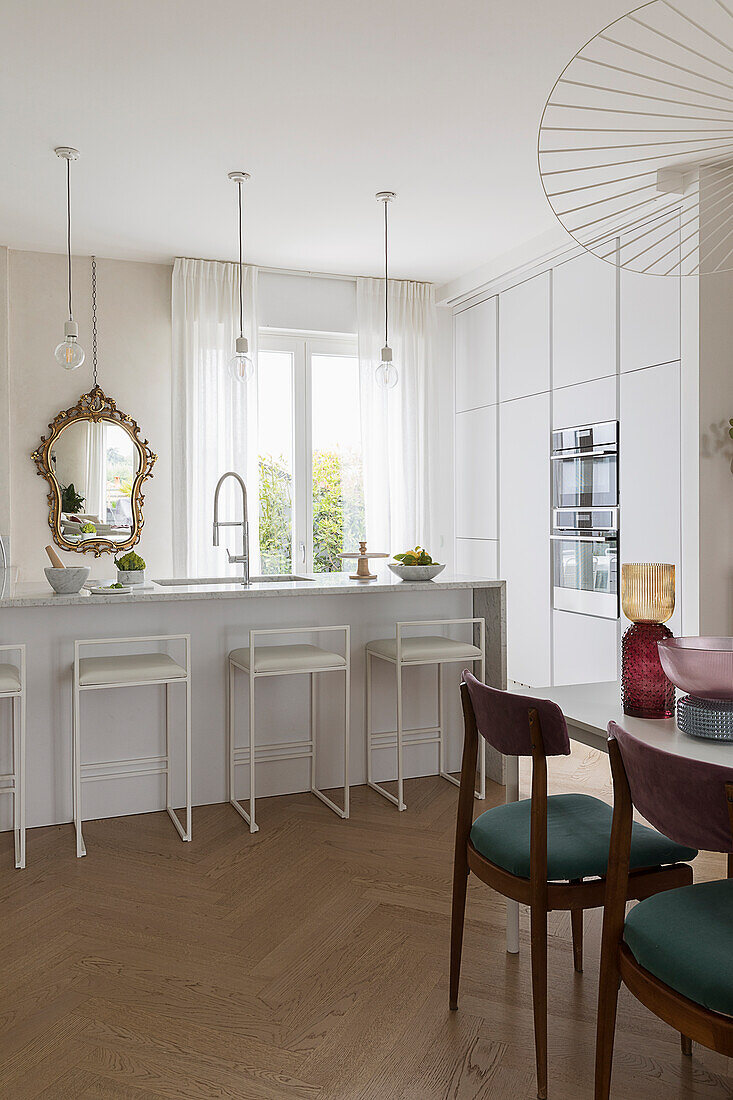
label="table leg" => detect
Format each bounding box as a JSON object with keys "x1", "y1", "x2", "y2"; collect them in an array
[{"x1": 505, "y1": 753, "x2": 520, "y2": 954}]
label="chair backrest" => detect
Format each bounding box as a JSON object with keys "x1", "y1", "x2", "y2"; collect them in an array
[
  {"x1": 609, "y1": 720, "x2": 733, "y2": 853},
  {"x1": 463, "y1": 670, "x2": 570, "y2": 757}
]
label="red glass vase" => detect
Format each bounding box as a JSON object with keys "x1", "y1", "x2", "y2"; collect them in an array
[{"x1": 621, "y1": 621, "x2": 674, "y2": 719}]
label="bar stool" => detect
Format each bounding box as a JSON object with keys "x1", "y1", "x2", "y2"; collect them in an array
[
  {"x1": 366, "y1": 618, "x2": 485, "y2": 811},
  {"x1": 72, "y1": 634, "x2": 191, "y2": 857},
  {"x1": 228, "y1": 625, "x2": 350, "y2": 832},
  {"x1": 0, "y1": 644, "x2": 25, "y2": 868}
]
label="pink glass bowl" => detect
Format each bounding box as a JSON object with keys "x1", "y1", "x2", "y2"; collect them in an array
[{"x1": 658, "y1": 637, "x2": 733, "y2": 700}]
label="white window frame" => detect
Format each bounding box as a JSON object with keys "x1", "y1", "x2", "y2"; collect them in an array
[{"x1": 258, "y1": 328, "x2": 359, "y2": 574}]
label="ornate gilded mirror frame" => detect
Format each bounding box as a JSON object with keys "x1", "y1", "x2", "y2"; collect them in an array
[{"x1": 31, "y1": 385, "x2": 157, "y2": 557}]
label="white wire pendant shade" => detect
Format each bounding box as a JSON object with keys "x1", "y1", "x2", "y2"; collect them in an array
[{"x1": 538, "y1": 0, "x2": 733, "y2": 276}]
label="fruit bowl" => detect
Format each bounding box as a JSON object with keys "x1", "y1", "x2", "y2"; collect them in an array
[
  {"x1": 388, "y1": 563, "x2": 445, "y2": 582},
  {"x1": 657, "y1": 637, "x2": 733, "y2": 700}
]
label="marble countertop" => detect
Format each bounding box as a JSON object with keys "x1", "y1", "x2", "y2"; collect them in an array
[{"x1": 0, "y1": 570, "x2": 504, "y2": 609}]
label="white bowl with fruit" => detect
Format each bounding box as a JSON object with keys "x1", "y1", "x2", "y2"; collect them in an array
[{"x1": 387, "y1": 547, "x2": 445, "y2": 581}]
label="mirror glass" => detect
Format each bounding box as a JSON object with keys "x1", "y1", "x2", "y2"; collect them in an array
[
  {"x1": 32, "y1": 386, "x2": 156, "y2": 556},
  {"x1": 50, "y1": 420, "x2": 141, "y2": 545}
]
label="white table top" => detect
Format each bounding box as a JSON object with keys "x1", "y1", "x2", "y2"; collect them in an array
[{"x1": 519, "y1": 680, "x2": 733, "y2": 766}]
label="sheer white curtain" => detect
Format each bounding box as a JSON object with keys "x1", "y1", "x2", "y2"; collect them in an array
[
  {"x1": 357, "y1": 278, "x2": 436, "y2": 555},
  {"x1": 84, "y1": 421, "x2": 106, "y2": 521},
  {"x1": 171, "y1": 258, "x2": 259, "y2": 577}
]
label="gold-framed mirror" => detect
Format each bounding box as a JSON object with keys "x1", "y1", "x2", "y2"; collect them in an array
[{"x1": 31, "y1": 385, "x2": 156, "y2": 557}]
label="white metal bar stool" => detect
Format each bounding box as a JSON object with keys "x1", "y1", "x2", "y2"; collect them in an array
[
  {"x1": 366, "y1": 618, "x2": 486, "y2": 811},
  {"x1": 228, "y1": 625, "x2": 350, "y2": 832},
  {"x1": 0, "y1": 644, "x2": 25, "y2": 868},
  {"x1": 72, "y1": 634, "x2": 191, "y2": 857}
]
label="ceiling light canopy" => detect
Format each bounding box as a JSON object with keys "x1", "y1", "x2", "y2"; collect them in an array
[
  {"x1": 375, "y1": 191, "x2": 398, "y2": 390},
  {"x1": 228, "y1": 170, "x2": 254, "y2": 384},
  {"x1": 54, "y1": 146, "x2": 85, "y2": 370}
]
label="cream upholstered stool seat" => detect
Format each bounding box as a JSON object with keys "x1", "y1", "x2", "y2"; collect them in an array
[
  {"x1": 0, "y1": 664, "x2": 22, "y2": 693},
  {"x1": 365, "y1": 636, "x2": 483, "y2": 663},
  {"x1": 229, "y1": 644, "x2": 346, "y2": 676},
  {"x1": 366, "y1": 618, "x2": 486, "y2": 812},
  {"x1": 0, "y1": 645, "x2": 25, "y2": 869},
  {"x1": 228, "y1": 626, "x2": 350, "y2": 833},
  {"x1": 77, "y1": 652, "x2": 187, "y2": 687},
  {"x1": 72, "y1": 634, "x2": 191, "y2": 858}
]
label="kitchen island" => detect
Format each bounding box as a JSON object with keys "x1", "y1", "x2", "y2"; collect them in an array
[{"x1": 0, "y1": 571, "x2": 506, "y2": 833}]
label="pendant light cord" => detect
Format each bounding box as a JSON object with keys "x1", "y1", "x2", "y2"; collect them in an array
[
  {"x1": 66, "y1": 157, "x2": 73, "y2": 321},
  {"x1": 91, "y1": 255, "x2": 98, "y2": 387},
  {"x1": 238, "y1": 180, "x2": 244, "y2": 337},
  {"x1": 384, "y1": 198, "x2": 389, "y2": 347}
]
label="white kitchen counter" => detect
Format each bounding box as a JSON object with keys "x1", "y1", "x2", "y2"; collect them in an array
[
  {"x1": 0, "y1": 570, "x2": 506, "y2": 837},
  {"x1": 0, "y1": 570, "x2": 504, "y2": 607}
]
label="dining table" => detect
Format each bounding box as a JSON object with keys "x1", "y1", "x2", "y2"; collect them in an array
[{"x1": 504, "y1": 679, "x2": 733, "y2": 953}]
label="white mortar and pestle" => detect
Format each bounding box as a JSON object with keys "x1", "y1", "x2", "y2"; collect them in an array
[{"x1": 44, "y1": 545, "x2": 90, "y2": 594}]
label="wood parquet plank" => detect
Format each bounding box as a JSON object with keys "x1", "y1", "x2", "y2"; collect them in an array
[{"x1": 1, "y1": 745, "x2": 732, "y2": 1098}]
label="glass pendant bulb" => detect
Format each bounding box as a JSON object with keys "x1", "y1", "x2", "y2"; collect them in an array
[
  {"x1": 54, "y1": 319, "x2": 85, "y2": 371},
  {"x1": 228, "y1": 334, "x2": 254, "y2": 383},
  {"x1": 375, "y1": 345, "x2": 398, "y2": 389}
]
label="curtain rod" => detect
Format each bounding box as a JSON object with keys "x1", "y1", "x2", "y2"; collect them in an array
[{"x1": 175, "y1": 257, "x2": 434, "y2": 286}]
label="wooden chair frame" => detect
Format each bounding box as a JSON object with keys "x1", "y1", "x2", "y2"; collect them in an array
[
  {"x1": 450, "y1": 683, "x2": 693, "y2": 1100},
  {"x1": 594, "y1": 738, "x2": 733, "y2": 1099}
]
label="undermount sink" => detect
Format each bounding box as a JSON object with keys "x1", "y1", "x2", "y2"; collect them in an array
[{"x1": 153, "y1": 574, "x2": 314, "y2": 586}]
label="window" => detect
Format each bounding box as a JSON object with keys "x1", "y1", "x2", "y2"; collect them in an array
[{"x1": 257, "y1": 332, "x2": 364, "y2": 574}]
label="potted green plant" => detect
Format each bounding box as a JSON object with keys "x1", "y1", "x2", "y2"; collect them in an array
[
  {"x1": 61, "y1": 483, "x2": 85, "y2": 514},
  {"x1": 115, "y1": 550, "x2": 146, "y2": 586}
]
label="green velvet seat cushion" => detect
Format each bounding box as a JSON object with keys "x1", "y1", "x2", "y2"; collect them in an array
[
  {"x1": 469, "y1": 793, "x2": 697, "y2": 882},
  {"x1": 624, "y1": 880, "x2": 733, "y2": 1017}
]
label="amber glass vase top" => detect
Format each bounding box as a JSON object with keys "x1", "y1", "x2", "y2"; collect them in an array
[{"x1": 621, "y1": 563, "x2": 675, "y2": 624}]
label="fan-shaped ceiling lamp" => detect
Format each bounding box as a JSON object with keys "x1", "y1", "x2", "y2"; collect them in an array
[{"x1": 538, "y1": 0, "x2": 733, "y2": 276}]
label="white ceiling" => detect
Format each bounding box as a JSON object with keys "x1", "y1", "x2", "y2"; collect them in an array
[{"x1": 0, "y1": 0, "x2": 633, "y2": 283}]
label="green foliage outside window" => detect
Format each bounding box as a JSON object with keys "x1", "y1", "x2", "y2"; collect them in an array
[{"x1": 259, "y1": 450, "x2": 365, "y2": 575}]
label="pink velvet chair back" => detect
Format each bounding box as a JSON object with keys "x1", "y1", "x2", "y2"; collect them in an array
[
  {"x1": 609, "y1": 720, "x2": 733, "y2": 853},
  {"x1": 463, "y1": 670, "x2": 571, "y2": 757}
]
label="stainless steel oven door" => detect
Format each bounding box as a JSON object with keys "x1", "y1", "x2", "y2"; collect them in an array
[
  {"x1": 551, "y1": 532, "x2": 618, "y2": 618},
  {"x1": 551, "y1": 451, "x2": 618, "y2": 510}
]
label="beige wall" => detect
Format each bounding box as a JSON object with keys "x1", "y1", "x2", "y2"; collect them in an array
[{"x1": 5, "y1": 250, "x2": 173, "y2": 581}]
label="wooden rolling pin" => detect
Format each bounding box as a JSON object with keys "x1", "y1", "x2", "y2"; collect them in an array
[{"x1": 45, "y1": 545, "x2": 65, "y2": 569}]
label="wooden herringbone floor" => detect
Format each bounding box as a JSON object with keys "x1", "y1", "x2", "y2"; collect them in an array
[{"x1": 1, "y1": 744, "x2": 731, "y2": 1099}]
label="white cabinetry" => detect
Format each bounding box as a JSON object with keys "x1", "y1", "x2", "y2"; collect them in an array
[
  {"x1": 553, "y1": 252, "x2": 616, "y2": 389},
  {"x1": 620, "y1": 267, "x2": 680, "y2": 372},
  {"x1": 456, "y1": 538, "x2": 498, "y2": 578},
  {"x1": 499, "y1": 392, "x2": 551, "y2": 686},
  {"x1": 455, "y1": 405, "x2": 498, "y2": 539},
  {"x1": 455, "y1": 296, "x2": 497, "y2": 412},
  {"x1": 499, "y1": 273, "x2": 551, "y2": 402},
  {"x1": 620, "y1": 360, "x2": 682, "y2": 634}
]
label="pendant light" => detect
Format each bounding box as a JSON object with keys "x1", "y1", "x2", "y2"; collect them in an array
[
  {"x1": 375, "y1": 191, "x2": 398, "y2": 390},
  {"x1": 54, "y1": 147, "x2": 85, "y2": 371},
  {"x1": 228, "y1": 171, "x2": 254, "y2": 383}
]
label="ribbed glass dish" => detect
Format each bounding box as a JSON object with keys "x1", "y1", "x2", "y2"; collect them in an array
[
  {"x1": 658, "y1": 637, "x2": 733, "y2": 701},
  {"x1": 677, "y1": 696, "x2": 733, "y2": 742}
]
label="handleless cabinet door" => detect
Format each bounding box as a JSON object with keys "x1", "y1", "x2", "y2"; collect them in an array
[
  {"x1": 620, "y1": 360, "x2": 681, "y2": 634},
  {"x1": 455, "y1": 296, "x2": 497, "y2": 413},
  {"x1": 455, "y1": 405, "x2": 498, "y2": 540},
  {"x1": 621, "y1": 267, "x2": 680, "y2": 372},
  {"x1": 553, "y1": 252, "x2": 616, "y2": 389},
  {"x1": 499, "y1": 391, "x2": 551, "y2": 686},
  {"x1": 499, "y1": 273, "x2": 551, "y2": 402}
]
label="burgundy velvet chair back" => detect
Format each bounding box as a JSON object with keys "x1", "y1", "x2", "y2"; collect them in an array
[
  {"x1": 609, "y1": 721, "x2": 733, "y2": 853},
  {"x1": 463, "y1": 670, "x2": 570, "y2": 757}
]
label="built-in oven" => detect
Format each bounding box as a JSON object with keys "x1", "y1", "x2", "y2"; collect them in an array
[
  {"x1": 551, "y1": 421, "x2": 619, "y2": 619},
  {"x1": 551, "y1": 420, "x2": 618, "y2": 511}
]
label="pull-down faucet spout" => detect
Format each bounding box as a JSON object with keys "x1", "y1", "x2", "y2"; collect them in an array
[{"x1": 213, "y1": 471, "x2": 250, "y2": 585}]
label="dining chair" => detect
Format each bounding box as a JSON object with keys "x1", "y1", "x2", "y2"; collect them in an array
[
  {"x1": 451, "y1": 672, "x2": 697, "y2": 1099},
  {"x1": 595, "y1": 721, "x2": 733, "y2": 1099}
]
